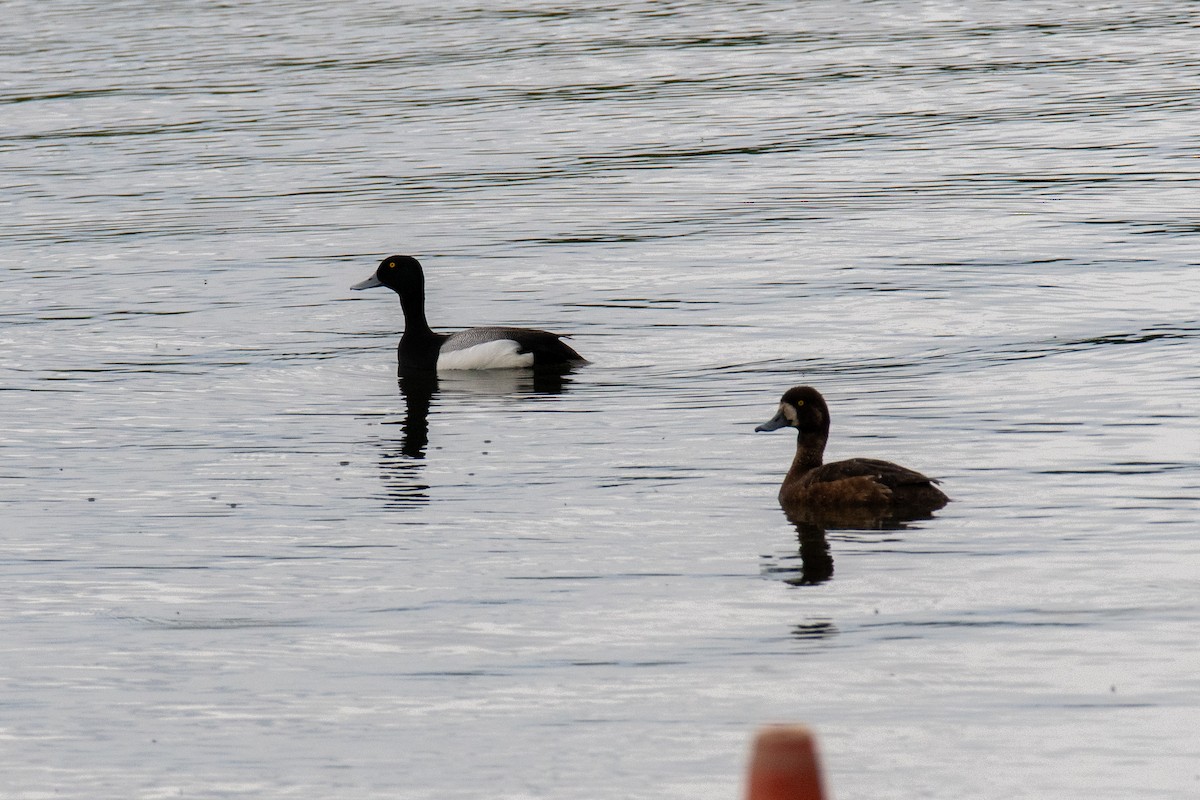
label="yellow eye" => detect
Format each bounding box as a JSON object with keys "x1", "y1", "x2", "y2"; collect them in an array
[
  {"x1": 387, "y1": 262, "x2": 395, "y2": 269},
  {"x1": 795, "y1": 400, "x2": 804, "y2": 406}
]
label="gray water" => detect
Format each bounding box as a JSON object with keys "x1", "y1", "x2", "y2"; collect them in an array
[{"x1": 3, "y1": 1, "x2": 1199, "y2": 798}]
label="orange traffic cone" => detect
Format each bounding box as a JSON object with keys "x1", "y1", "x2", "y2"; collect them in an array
[{"x1": 746, "y1": 725, "x2": 827, "y2": 800}]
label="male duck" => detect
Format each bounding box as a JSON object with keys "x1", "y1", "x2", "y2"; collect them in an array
[
  {"x1": 352, "y1": 255, "x2": 587, "y2": 372},
  {"x1": 756, "y1": 386, "x2": 949, "y2": 515}
]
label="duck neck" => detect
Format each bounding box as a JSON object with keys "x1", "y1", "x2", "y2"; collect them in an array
[
  {"x1": 788, "y1": 431, "x2": 827, "y2": 478},
  {"x1": 398, "y1": 291, "x2": 435, "y2": 341}
]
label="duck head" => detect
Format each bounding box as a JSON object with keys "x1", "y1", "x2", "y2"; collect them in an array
[
  {"x1": 755, "y1": 385, "x2": 830, "y2": 435},
  {"x1": 351, "y1": 255, "x2": 425, "y2": 295}
]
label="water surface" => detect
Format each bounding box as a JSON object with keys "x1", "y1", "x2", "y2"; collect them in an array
[{"x1": 2, "y1": 1, "x2": 1198, "y2": 798}]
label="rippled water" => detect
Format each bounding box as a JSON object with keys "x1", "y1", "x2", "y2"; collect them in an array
[{"x1": 3, "y1": 1, "x2": 1198, "y2": 798}]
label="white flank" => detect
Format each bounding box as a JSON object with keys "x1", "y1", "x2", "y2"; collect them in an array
[{"x1": 437, "y1": 339, "x2": 535, "y2": 371}]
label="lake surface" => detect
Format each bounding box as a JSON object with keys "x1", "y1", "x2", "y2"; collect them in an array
[{"x1": 3, "y1": 1, "x2": 1198, "y2": 797}]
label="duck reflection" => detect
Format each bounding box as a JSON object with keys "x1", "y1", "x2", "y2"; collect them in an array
[
  {"x1": 434, "y1": 367, "x2": 576, "y2": 396},
  {"x1": 372, "y1": 370, "x2": 437, "y2": 508},
  {"x1": 374, "y1": 367, "x2": 576, "y2": 508},
  {"x1": 782, "y1": 512, "x2": 835, "y2": 586},
  {"x1": 396, "y1": 370, "x2": 438, "y2": 458},
  {"x1": 772, "y1": 506, "x2": 934, "y2": 587},
  {"x1": 791, "y1": 619, "x2": 838, "y2": 640}
]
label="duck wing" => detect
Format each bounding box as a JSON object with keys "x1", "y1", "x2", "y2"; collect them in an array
[
  {"x1": 789, "y1": 457, "x2": 948, "y2": 514},
  {"x1": 441, "y1": 327, "x2": 585, "y2": 369},
  {"x1": 808, "y1": 458, "x2": 940, "y2": 489}
]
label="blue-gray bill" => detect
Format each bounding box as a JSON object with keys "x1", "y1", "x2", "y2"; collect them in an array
[
  {"x1": 756, "y1": 411, "x2": 788, "y2": 432},
  {"x1": 351, "y1": 274, "x2": 383, "y2": 290}
]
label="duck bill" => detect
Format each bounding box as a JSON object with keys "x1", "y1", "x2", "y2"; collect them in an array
[
  {"x1": 755, "y1": 410, "x2": 789, "y2": 432},
  {"x1": 351, "y1": 273, "x2": 383, "y2": 290}
]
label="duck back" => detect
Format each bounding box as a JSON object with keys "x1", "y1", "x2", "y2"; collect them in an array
[{"x1": 783, "y1": 457, "x2": 948, "y2": 514}]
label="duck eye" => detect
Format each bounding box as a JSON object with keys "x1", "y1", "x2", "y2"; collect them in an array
[
  {"x1": 387, "y1": 262, "x2": 395, "y2": 269},
  {"x1": 795, "y1": 400, "x2": 804, "y2": 407}
]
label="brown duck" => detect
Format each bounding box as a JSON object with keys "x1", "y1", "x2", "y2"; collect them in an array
[{"x1": 756, "y1": 386, "x2": 949, "y2": 516}]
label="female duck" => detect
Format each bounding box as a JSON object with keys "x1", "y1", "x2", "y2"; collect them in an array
[
  {"x1": 352, "y1": 255, "x2": 586, "y2": 372},
  {"x1": 756, "y1": 386, "x2": 948, "y2": 516}
]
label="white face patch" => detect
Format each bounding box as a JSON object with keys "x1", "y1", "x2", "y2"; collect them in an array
[
  {"x1": 437, "y1": 339, "x2": 535, "y2": 371},
  {"x1": 782, "y1": 403, "x2": 800, "y2": 425}
]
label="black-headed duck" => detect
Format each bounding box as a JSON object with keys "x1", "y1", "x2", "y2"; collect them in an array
[
  {"x1": 352, "y1": 255, "x2": 587, "y2": 372},
  {"x1": 756, "y1": 386, "x2": 948, "y2": 516}
]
